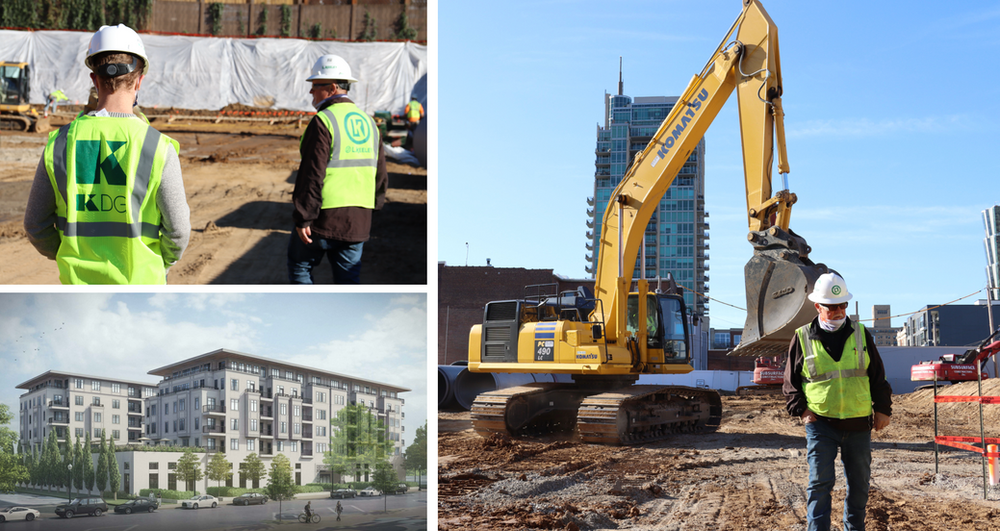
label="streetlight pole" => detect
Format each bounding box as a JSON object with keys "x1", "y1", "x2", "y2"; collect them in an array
[{"x1": 67, "y1": 463, "x2": 73, "y2": 503}]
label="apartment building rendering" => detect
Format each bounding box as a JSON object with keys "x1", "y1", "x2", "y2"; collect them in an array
[
  {"x1": 588, "y1": 85, "x2": 709, "y2": 316},
  {"x1": 17, "y1": 371, "x2": 157, "y2": 455},
  {"x1": 16, "y1": 349, "x2": 410, "y2": 495}
]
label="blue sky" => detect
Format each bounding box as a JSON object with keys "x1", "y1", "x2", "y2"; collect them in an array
[
  {"x1": 0, "y1": 293, "x2": 427, "y2": 448},
  {"x1": 439, "y1": 0, "x2": 1000, "y2": 333}
]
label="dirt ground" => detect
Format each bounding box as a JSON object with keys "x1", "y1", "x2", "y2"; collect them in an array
[
  {"x1": 439, "y1": 380, "x2": 1000, "y2": 531},
  {"x1": 0, "y1": 107, "x2": 426, "y2": 284}
]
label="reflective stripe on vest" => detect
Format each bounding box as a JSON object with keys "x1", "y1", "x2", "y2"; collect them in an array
[
  {"x1": 797, "y1": 321, "x2": 872, "y2": 419},
  {"x1": 306, "y1": 103, "x2": 378, "y2": 209}
]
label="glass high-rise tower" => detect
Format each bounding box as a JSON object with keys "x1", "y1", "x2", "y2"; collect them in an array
[{"x1": 586, "y1": 89, "x2": 709, "y2": 316}]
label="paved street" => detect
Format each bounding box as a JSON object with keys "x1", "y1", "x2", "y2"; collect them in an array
[{"x1": 0, "y1": 491, "x2": 427, "y2": 531}]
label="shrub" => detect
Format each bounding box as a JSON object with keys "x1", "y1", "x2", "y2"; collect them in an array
[
  {"x1": 139, "y1": 488, "x2": 195, "y2": 501},
  {"x1": 206, "y1": 486, "x2": 269, "y2": 497}
]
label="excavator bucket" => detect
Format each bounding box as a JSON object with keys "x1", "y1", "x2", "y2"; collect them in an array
[{"x1": 733, "y1": 227, "x2": 828, "y2": 356}]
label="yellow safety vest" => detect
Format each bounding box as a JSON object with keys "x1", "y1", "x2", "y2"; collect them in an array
[
  {"x1": 304, "y1": 103, "x2": 379, "y2": 210},
  {"x1": 797, "y1": 321, "x2": 872, "y2": 420},
  {"x1": 43, "y1": 115, "x2": 179, "y2": 284},
  {"x1": 406, "y1": 100, "x2": 422, "y2": 122}
]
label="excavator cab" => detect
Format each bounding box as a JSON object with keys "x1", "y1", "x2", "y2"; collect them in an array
[
  {"x1": 0, "y1": 62, "x2": 49, "y2": 133},
  {"x1": 626, "y1": 293, "x2": 690, "y2": 364}
]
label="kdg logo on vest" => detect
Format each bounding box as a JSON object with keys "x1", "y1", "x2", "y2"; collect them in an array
[{"x1": 74, "y1": 139, "x2": 128, "y2": 213}]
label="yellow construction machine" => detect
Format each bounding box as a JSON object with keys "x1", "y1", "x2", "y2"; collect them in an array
[
  {"x1": 467, "y1": 0, "x2": 828, "y2": 445},
  {"x1": 1, "y1": 61, "x2": 51, "y2": 133}
]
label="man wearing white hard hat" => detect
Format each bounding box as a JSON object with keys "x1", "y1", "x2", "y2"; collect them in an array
[
  {"x1": 24, "y1": 24, "x2": 190, "y2": 284},
  {"x1": 288, "y1": 54, "x2": 386, "y2": 284},
  {"x1": 783, "y1": 272, "x2": 892, "y2": 531}
]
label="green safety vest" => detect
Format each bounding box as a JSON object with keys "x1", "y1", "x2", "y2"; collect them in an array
[
  {"x1": 304, "y1": 103, "x2": 379, "y2": 210},
  {"x1": 797, "y1": 321, "x2": 872, "y2": 420},
  {"x1": 50, "y1": 90, "x2": 68, "y2": 101},
  {"x1": 43, "y1": 115, "x2": 179, "y2": 284},
  {"x1": 406, "y1": 100, "x2": 422, "y2": 122}
]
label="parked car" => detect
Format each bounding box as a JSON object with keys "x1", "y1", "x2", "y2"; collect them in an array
[
  {"x1": 233, "y1": 493, "x2": 269, "y2": 506},
  {"x1": 393, "y1": 483, "x2": 409, "y2": 494},
  {"x1": 329, "y1": 488, "x2": 356, "y2": 499},
  {"x1": 181, "y1": 495, "x2": 219, "y2": 509},
  {"x1": 0, "y1": 506, "x2": 40, "y2": 522},
  {"x1": 358, "y1": 487, "x2": 381, "y2": 497},
  {"x1": 113, "y1": 498, "x2": 159, "y2": 514},
  {"x1": 55, "y1": 497, "x2": 108, "y2": 518}
]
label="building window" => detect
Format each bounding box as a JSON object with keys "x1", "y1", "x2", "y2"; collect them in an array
[
  {"x1": 290, "y1": 441, "x2": 297, "y2": 452},
  {"x1": 93, "y1": 396, "x2": 100, "y2": 406},
  {"x1": 179, "y1": 419, "x2": 185, "y2": 431},
  {"x1": 75, "y1": 379, "x2": 83, "y2": 389},
  {"x1": 280, "y1": 421, "x2": 287, "y2": 434},
  {"x1": 94, "y1": 412, "x2": 102, "y2": 423},
  {"x1": 294, "y1": 423, "x2": 300, "y2": 434},
  {"x1": 317, "y1": 410, "x2": 326, "y2": 420},
  {"x1": 112, "y1": 383, "x2": 120, "y2": 394},
  {"x1": 318, "y1": 392, "x2": 326, "y2": 403},
  {"x1": 168, "y1": 462, "x2": 176, "y2": 470},
  {"x1": 276, "y1": 441, "x2": 283, "y2": 451},
  {"x1": 112, "y1": 414, "x2": 119, "y2": 424},
  {"x1": 277, "y1": 386, "x2": 284, "y2": 396},
  {"x1": 92, "y1": 381, "x2": 100, "y2": 391},
  {"x1": 179, "y1": 399, "x2": 185, "y2": 412},
  {"x1": 112, "y1": 429, "x2": 120, "y2": 439},
  {"x1": 149, "y1": 474, "x2": 158, "y2": 489},
  {"x1": 247, "y1": 439, "x2": 255, "y2": 451},
  {"x1": 231, "y1": 418, "x2": 239, "y2": 431},
  {"x1": 251, "y1": 400, "x2": 257, "y2": 412},
  {"x1": 195, "y1": 397, "x2": 200, "y2": 410},
  {"x1": 112, "y1": 399, "x2": 120, "y2": 409},
  {"x1": 247, "y1": 380, "x2": 255, "y2": 391},
  {"x1": 280, "y1": 404, "x2": 287, "y2": 416},
  {"x1": 93, "y1": 428, "x2": 101, "y2": 437},
  {"x1": 294, "y1": 405, "x2": 300, "y2": 417},
  {"x1": 231, "y1": 438, "x2": 239, "y2": 450},
  {"x1": 194, "y1": 418, "x2": 200, "y2": 430},
  {"x1": 251, "y1": 419, "x2": 258, "y2": 432},
  {"x1": 164, "y1": 422, "x2": 169, "y2": 433},
  {"x1": 75, "y1": 412, "x2": 84, "y2": 422},
  {"x1": 230, "y1": 399, "x2": 239, "y2": 411},
  {"x1": 231, "y1": 379, "x2": 238, "y2": 391}
]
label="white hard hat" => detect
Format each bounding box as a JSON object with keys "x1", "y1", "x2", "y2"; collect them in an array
[
  {"x1": 808, "y1": 272, "x2": 853, "y2": 305},
  {"x1": 306, "y1": 54, "x2": 358, "y2": 83},
  {"x1": 85, "y1": 24, "x2": 149, "y2": 75}
]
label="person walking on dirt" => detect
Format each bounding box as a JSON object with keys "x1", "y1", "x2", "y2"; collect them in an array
[
  {"x1": 335, "y1": 501, "x2": 342, "y2": 521},
  {"x1": 288, "y1": 54, "x2": 387, "y2": 284},
  {"x1": 783, "y1": 272, "x2": 892, "y2": 531},
  {"x1": 24, "y1": 24, "x2": 190, "y2": 284},
  {"x1": 44, "y1": 89, "x2": 69, "y2": 117}
]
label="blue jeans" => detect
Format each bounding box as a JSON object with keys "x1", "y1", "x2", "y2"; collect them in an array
[
  {"x1": 287, "y1": 232, "x2": 363, "y2": 284},
  {"x1": 805, "y1": 419, "x2": 872, "y2": 531}
]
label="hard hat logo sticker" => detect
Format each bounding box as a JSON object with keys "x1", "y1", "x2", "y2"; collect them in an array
[{"x1": 831, "y1": 285, "x2": 842, "y2": 296}]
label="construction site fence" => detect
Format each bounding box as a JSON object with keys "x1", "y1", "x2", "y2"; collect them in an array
[
  {"x1": 151, "y1": 1, "x2": 427, "y2": 42},
  {"x1": 930, "y1": 377, "x2": 998, "y2": 499}
]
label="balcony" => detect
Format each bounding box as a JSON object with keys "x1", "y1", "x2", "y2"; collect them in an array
[
  {"x1": 259, "y1": 444, "x2": 274, "y2": 456},
  {"x1": 259, "y1": 427, "x2": 274, "y2": 438},
  {"x1": 260, "y1": 407, "x2": 273, "y2": 419},
  {"x1": 48, "y1": 400, "x2": 69, "y2": 409},
  {"x1": 200, "y1": 445, "x2": 222, "y2": 453},
  {"x1": 202, "y1": 425, "x2": 225, "y2": 434},
  {"x1": 302, "y1": 413, "x2": 312, "y2": 422},
  {"x1": 48, "y1": 416, "x2": 69, "y2": 425},
  {"x1": 202, "y1": 404, "x2": 226, "y2": 415},
  {"x1": 259, "y1": 390, "x2": 273, "y2": 401},
  {"x1": 90, "y1": 401, "x2": 104, "y2": 408}
]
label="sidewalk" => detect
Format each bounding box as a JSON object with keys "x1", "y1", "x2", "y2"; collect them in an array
[{"x1": 0, "y1": 492, "x2": 71, "y2": 506}]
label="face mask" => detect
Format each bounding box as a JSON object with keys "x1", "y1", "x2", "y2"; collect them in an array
[{"x1": 819, "y1": 316, "x2": 846, "y2": 332}]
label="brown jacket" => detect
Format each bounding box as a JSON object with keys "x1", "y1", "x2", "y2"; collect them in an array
[
  {"x1": 783, "y1": 317, "x2": 893, "y2": 431},
  {"x1": 292, "y1": 96, "x2": 387, "y2": 242}
]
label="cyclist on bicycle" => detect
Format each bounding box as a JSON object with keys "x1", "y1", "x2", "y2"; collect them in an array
[{"x1": 304, "y1": 501, "x2": 312, "y2": 522}]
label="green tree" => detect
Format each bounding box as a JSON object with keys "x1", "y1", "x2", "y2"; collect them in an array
[
  {"x1": 205, "y1": 451, "x2": 232, "y2": 494},
  {"x1": 107, "y1": 433, "x2": 120, "y2": 499},
  {"x1": 0, "y1": 404, "x2": 28, "y2": 492},
  {"x1": 240, "y1": 453, "x2": 267, "y2": 489},
  {"x1": 95, "y1": 430, "x2": 108, "y2": 494},
  {"x1": 41, "y1": 429, "x2": 60, "y2": 489},
  {"x1": 372, "y1": 462, "x2": 397, "y2": 513},
  {"x1": 28, "y1": 445, "x2": 38, "y2": 487},
  {"x1": 176, "y1": 449, "x2": 204, "y2": 493},
  {"x1": 59, "y1": 433, "x2": 73, "y2": 492},
  {"x1": 72, "y1": 436, "x2": 84, "y2": 491},
  {"x1": 265, "y1": 453, "x2": 296, "y2": 518},
  {"x1": 83, "y1": 431, "x2": 95, "y2": 494},
  {"x1": 358, "y1": 10, "x2": 377, "y2": 42},
  {"x1": 404, "y1": 422, "x2": 427, "y2": 490},
  {"x1": 392, "y1": 10, "x2": 417, "y2": 41},
  {"x1": 325, "y1": 404, "x2": 393, "y2": 482}
]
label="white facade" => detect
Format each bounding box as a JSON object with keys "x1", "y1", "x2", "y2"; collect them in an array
[{"x1": 17, "y1": 371, "x2": 157, "y2": 455}]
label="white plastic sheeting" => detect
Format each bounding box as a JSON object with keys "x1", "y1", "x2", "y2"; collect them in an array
[{"x1": 0, "y1": 30, "x2": 427, "y2": 114}]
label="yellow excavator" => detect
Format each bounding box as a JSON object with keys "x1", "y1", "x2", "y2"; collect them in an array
[
  {"x1": 467, "y1": 0, "x2": 829, "y2": 445},
  {"x1": 1, "y1": 61, "x2": 51, "y2": 133}
]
